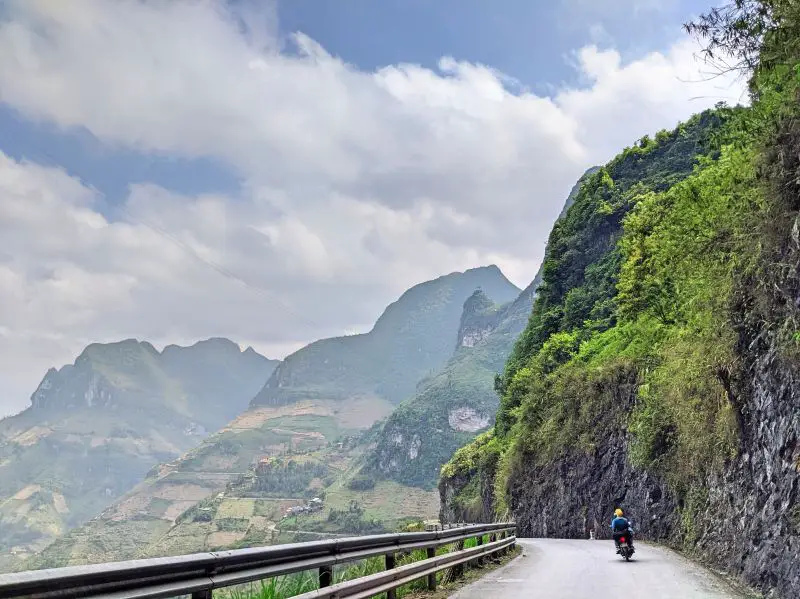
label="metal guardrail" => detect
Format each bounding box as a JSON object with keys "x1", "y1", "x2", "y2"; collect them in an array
[{"x1": 0, "y1": 522, "x2": 516, "y2": 599}]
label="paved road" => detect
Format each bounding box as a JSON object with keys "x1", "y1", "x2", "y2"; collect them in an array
[{"x1": 448, "y1": 539, "x2": 745, "y2": 598}]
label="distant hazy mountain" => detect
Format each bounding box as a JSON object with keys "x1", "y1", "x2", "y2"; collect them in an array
[
  {"x1": 252, "y1": 266, "x2": 520, "y2": 407},
  {"x1": 26, "y1": 266, "x2": 518, "y2": 568},
  {"x1": 0, "y1": 338, "x2": 277, "y2": 566}
]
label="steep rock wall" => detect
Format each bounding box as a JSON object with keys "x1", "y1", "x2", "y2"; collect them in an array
[{"x1": 505, "y1": 326, "x2": 799, "y2": 598}]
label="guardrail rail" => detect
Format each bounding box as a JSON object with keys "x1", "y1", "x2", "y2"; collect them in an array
[{"x1": 0, "y1": 522, "x2": 516, "y2": 599}]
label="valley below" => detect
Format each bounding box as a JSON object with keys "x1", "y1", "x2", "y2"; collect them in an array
[{"x1": 0, "y1": 266, "x2": 516, "y2": 573}]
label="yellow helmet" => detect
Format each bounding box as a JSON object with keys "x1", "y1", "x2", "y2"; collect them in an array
[{"x1": 614, "y1": 508, "x2": 624, "y2": 517}]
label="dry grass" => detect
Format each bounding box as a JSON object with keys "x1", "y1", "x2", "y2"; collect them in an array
[
  {"x1": 224, "y1": 397, "x2": 394, "y2": 434},
  {"x1": 325, "y1": 480, "x2": 440, "y2": 523},
  {"x1": 247, "y1": 516, "x2": 273, "y2": 532},
  {"x1": 217, "y1": 498, "x2": 255, "y2": 519},
  {"x1": 201, "y1": 456, "x2": 240, "y2": 470},
  {"x1": 152, "y1": 483, "x2": 212, "y2": 501},
  {"x1": 11, "y1": 484, "x2": 41, "y2": 501},
  {"x1": 52, "y1": 493, "x2": 69, "y2": 514},
  {"x1": 207, "y1": 531, "x2": 246, "y2": 547},
  {"x1": 11, "y1": 426, "x2": 52, "y2": 446},
  {"x1": 225, "y1": 402, "x2": 333, "y2": 432},
  {"x1": 328, "y1": 395, "x2": 395, "y2": 429},
  {"x1": 162, "y1": 500, "x2": 196, "y2": 521},
  {"x1": 109, "y1": 495, "x2": 152, "y2": 521}
]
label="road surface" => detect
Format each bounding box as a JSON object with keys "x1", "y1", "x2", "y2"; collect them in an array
[{"x1": 448, "y1": 538, "x2": 745, "y2": 598}]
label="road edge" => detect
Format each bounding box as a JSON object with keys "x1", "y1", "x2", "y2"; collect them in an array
[
  {"x1": 403, "y1": 545, "x2": 523, "y2": 598},
  {"x1": 638, "y1": 541, "x2": 763, "y2": 599}
]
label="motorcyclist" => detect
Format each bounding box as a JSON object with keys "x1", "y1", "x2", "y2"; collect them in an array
[{"x1": 610, "y1": 508, "x2": 635, "y2": 553}]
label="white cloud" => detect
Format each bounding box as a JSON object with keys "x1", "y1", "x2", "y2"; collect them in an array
[{"x1": 0, "y1": 0, "x2": 744, "y2": 416}]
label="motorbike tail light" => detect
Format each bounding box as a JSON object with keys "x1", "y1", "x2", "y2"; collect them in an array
[{"x1": 620, "y1": 537, "x2": 626, "y2": 543}]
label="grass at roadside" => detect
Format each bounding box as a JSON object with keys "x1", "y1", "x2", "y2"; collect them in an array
[{"x1": 220, "y1": 537, "x2": 520, "y2": 599}]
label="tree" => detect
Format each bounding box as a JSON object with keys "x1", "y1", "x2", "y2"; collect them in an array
[{"x1": 684, "y1": 1, "x2": 799, "y2": 81}]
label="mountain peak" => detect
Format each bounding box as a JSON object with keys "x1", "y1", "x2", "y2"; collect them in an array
[
  {"x1": 30, "y1": 337, "x2": 275, "y2": 415},
  {"x1": 457, "y1": 289, "x2": 501, "y2": 350},
  {"x1": 194, "y1": 337, "x2": 240, "y2": 350},
  {"x1": 371, "y1": 266, "x2": 519, "y2": 334},
  {"x1": 465, "y1": 264, "x2": 503, "y2": 276},
  {"x1": 77, "y1": 338, "x2": 156, "y2": 359},
  {"x1": 463, "y1": 288, "x2": 494, "y2": 313},
  {"x1": 252, "y1": 266, "x2": 520, "y2": 407}
]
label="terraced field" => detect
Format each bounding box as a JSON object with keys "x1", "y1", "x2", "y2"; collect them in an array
[{"x1": 26, "y1": 397, "x2": 402, "y2": 568}]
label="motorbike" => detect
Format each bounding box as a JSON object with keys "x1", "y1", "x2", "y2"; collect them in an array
[{"x1": 615, "y1": 532, "x2": 635, "y2": 561}]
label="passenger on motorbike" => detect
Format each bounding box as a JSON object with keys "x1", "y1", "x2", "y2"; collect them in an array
[{"x1": 610, "y1": 508, "x2": 635, "y2": 553}]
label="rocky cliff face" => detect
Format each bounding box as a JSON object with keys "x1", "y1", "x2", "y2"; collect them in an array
[
  {"x1": 439, "y1": 468, "x2": 495, "y2": 524},
  {"x1": 702, "y1": 327, "x2": 799, "y2": 596},
  {"x1": 440, "y1": 329, "x2": 799, "y2": 596},
  {"x1": 502, "y1": 364, "x2": 671, "y2": 537},
  {"x1": 502, "y1": 317, "x2": 799, "y2": 598},
  {"x1": 438, "y1": 431, "x2": 499, "y2": 524},
  {"x1": 457, "y1": 290, "x2": 501, "y2": 349}
]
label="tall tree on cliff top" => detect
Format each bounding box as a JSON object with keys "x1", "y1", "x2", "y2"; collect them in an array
[{"x1": 685, "y1": 0, "x2": 799, "y2": 82}]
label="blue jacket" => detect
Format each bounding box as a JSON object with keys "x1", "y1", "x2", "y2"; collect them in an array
[{"x1": 610, "y1": 516, "x2": 630, "y2": 532}]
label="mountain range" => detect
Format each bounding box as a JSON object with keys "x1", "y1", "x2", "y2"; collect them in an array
[
  {"x1": 0, "y1": 338, "x2": 277, "y2": 567},
  {"x1": 253, "y1": 266, "x2": 520, "y2": 407},
  {"x1": 14, "y1": 265, "x2": 519, "y2": 569}
]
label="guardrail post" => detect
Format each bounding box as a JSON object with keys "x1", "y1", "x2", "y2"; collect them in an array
[
  {"x1": 385, "y1": 553, "x2": 397, "y2": 599},
  {"x1": 192, "y1": 591, "x2": 212, "y2": 599},
  {"x1": 319, "y1": 564, "x2": 333, "y2": 588},
  {"x1": 453, "y1": 539, "x2": 465, "y2": 579},
  {"x1": 426, "y1": 547, "x2": 437, "y2": 590},
  {"x1": 476, "y1": 534, "x2": 484, "y2": 566}
]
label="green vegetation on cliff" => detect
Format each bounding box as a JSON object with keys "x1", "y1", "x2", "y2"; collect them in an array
[
  {"x1": 488, "y1": 103, "x2": 755, "y2": 501},
  {"x1": 494, "y1": 107, "x2": 738, "y2": 435},
  {"x1": 444, "y1": 103, "x2": 755, "y2": 514},
  {"x1": 441, "y1": 9, "x2": 800, "y2": 582}
]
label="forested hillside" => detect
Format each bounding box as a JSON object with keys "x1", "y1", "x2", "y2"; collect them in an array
[{"x1": 440, "y1": 2, "x2": 800, "y2": 597}]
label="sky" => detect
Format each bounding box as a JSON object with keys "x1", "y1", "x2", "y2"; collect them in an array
[{"x1": 0, "y1": 0, "x2": 745, "y2": 416}]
